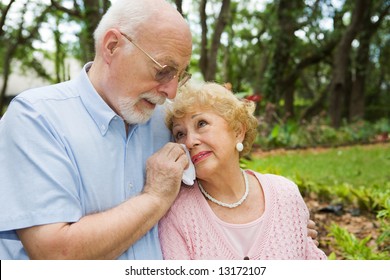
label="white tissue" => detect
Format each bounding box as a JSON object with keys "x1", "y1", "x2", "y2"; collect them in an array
[{"x1": 181, "y1": 144, "x2": 196, "y2": 185}]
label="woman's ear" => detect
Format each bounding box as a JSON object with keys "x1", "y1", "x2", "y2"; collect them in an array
[{"x1": 236, "y1": 123, "x2": 246, "y2": 143}]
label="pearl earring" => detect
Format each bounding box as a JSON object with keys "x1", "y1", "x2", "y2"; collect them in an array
[{"x1": 236, "y1": 142, "x2": 244, "y2": 152}]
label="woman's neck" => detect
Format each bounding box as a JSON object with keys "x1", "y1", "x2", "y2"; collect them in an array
[{"x1": 198, "y1": 167, "x2": 246, "y2": 204}]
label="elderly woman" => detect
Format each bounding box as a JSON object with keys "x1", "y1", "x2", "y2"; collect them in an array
[{"x1": 159, "y1": 82, "x2": 327, "y2": 260}]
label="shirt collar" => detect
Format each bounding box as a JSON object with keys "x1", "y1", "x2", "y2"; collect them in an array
[{"x1": 77, "y1": 62, "x2": 118, "y2": 135}]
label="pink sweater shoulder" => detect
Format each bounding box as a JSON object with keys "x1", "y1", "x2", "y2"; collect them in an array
[{"x1": 158, "y1": 171, "x2": 327, "y2": 260}]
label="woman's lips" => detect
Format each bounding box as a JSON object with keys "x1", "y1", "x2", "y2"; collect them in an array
[{"x1": 191, "y1": 151, "x2": 211, "y2": 165}]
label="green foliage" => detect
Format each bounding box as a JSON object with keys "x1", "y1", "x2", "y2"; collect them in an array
[
  {"x1": 256, "y1": 117, "x2": 390, "y2": 150},
  {"x1": 377, "y1": 198, "x2": 390, "y2": 220},
  {"x1": 267, "y1": 120, "x2": 299, "y2": 148},
  {"x1": 294, "y1": 179, "x2": 390, "y2": 213},
  {"x1": 376, "y1": 198, "x2": 390, "y2": 249},
  {"x1": 328, "y1": 223, "x2": 389, "y2": 260},
  {"x1": 374, "y1": 118, "x2": 390, "y2": 134},
  {"x1": 376, "y1": 220, "x2": 390, "y2": 250}
]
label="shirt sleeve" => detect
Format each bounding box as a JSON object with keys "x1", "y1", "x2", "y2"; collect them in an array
[{"x1": 0, "y1": 97, "x2": 82, "y2": 237}]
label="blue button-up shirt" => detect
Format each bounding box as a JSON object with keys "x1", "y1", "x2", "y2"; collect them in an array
[{"x1": 0, "y1": 63, "x2": 172, "y2": 259}]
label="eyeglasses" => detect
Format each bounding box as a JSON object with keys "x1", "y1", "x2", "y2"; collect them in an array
[{"x1": 120, "y1": 32, "x2": 191, "y2": 88}]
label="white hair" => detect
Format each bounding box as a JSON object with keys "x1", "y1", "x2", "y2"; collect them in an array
[{"x1": 93, "y1": 0, "x2": 159, "y2": 51}]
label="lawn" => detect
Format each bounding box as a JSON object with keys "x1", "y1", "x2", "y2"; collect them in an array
[
  {"x1": 245, "y1": 143, "x2": 390, "y2": 187},
  {"x1": 243, "y1": 142, "x2": 390, "y2": 259}
]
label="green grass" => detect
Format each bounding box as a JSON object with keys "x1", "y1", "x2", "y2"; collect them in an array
[{"x1": 244, "y1": 143, "x2": 390, "y2": 187}]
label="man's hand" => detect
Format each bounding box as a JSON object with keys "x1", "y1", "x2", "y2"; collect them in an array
[
  {"x1": 144, "y1": 143, "x2": 188, "y2": 205},
  {"x1": 308, "y1": 219, "x2": 319, "y2": 246}
]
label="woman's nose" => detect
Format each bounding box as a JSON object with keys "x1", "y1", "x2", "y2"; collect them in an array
[{"x1": 185, "y1": 132, "x2": 200, "y2": 149}]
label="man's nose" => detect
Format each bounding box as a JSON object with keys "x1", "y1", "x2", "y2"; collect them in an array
[{"x1": 156, "y1": 78, "x2": 179, "y2": 100}]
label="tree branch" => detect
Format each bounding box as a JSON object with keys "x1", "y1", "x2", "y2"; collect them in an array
[
  {"x1": 51, "y1": 0, "x2": 82, "y2": 18},
  {"x1": 0, "y1": 0, "x2": 17, "y2": 38}
]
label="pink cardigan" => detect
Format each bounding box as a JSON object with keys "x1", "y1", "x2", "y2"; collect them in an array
[{"x1": 159, "y1": 171, "x2": 327, "y2": 260}]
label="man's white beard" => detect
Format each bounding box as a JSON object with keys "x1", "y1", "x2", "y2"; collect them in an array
[{"x1": 118, "y1": 92, "x2": 166, "y2": 124}]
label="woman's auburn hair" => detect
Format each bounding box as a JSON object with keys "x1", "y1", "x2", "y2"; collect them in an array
[{"x1": 165, "y1": 82, "x2": 258, "y2": 157}]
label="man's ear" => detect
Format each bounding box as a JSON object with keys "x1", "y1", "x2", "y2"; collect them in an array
[{"x1": 102, "y1": 29, "x2": 121, "y2": 63}]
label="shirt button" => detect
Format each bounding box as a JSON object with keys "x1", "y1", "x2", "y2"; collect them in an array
[
  {"x1": 101, "y1": 124, "x2": 106, "y2": 130},
  {"x1": 128, "y1": 183, "x2": 133, "y2": 189}
]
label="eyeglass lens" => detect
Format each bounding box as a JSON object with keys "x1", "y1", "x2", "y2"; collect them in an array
[
  {"x1": 156, "y1": 66, "x2": 191, "y2": 87},
  {"x1": 178, "y1": 72, "x2": 191, "y2": 88},
  {"x1": 155, "y1": 65, "x2": 177, "y2": 84}
]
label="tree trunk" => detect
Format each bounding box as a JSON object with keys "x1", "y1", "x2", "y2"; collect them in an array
[
  {"x1": 199, "y1": 0, "x2": 231, "y2": 81},
  {"x1": 328, "y1": 0, "x2": 366, "y2": 128},
  {"x1": 81, "y1": 0, "x2": 108, "y2": 61},
  {"x1": 350, "y1": 1, "x2": 390, "y2": 121},
  {"x1": 0, "y1": 43, "x2": 17, "y2": 117},
  {"x1": 350, "y1": 30, "x2": 370, "y2": 121},
  {"x1": 199, "y1": 0, "x2": 208, "y2": 78},
  {"x1": 267, "y1": 0, "x2": 304, "y2": 117},
  {"x1": 0, "y1": 0, "x2": 16, "y2": 38},
  {"x1": 174, "y1": 0, "x2": 183, "y2": 15},
  {"x1": 0, "y1": 72, "x2": 10, "y2": 117}
]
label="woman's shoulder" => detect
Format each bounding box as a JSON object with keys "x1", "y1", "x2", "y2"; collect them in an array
[
  {"x1": 248, "y1": 170, "x2": 297, "y2": 189},
  {"x1": 179, "y1": 183, "x2": 198, "y2": 198},
  {"x1": 247, "y1": 170, "x2": 301, "y2": 203},
  {"x1": 169, "y1": 183, "x2": 202, "y2": 210}
]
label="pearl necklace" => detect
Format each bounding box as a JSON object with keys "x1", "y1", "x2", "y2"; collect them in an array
[{"x1": 197, "y1": 169, "x2": 249, "y2": 209}]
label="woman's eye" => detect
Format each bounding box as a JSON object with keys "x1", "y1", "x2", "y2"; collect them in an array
[
  {"x1": 175, "y1": 131, "x2": 185, "y2": 140},
  {"x1": 198, "y1": 120, "x2": 207, "y2": 127}
]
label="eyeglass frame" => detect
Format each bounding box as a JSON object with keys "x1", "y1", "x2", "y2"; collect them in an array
[{"x1": 120, "y1": 32, "x2": 191, "y2": 88}]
